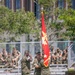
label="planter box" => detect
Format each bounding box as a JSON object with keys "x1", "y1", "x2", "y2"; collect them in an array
[{"x1": 65, "y1": 70, "x2": 75, "y2": 75}]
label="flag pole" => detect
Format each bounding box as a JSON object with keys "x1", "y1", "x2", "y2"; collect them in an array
[
  {"x1": 41, "y1": 6, "x2": 50, "y2": 67},
  {"x1": 41, "y1": 5, "x2": 43, "y2": 14}
]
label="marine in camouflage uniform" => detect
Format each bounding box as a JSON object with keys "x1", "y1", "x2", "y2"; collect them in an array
[
  {"x1": 2, "y1": 49, "x2": 8, "y2": 64},
  {"x1": 40, "y1": 54, "x2": 50, "y2": 75},
  {"x1": 5, "y1": 53, "x2": 14, "y2": 68},
  {"x1": 33, "y1": 52, "x2": 41, "y2": 75},
  {"x1": 21, "y1": 50, "x2": 32, "y2": 75},
  {"x1": 0, "y1": 53, "x2": 4, "y2": 66},
  {"x1": 12, "y1": 47, "x2": 21, "y2": 66}
]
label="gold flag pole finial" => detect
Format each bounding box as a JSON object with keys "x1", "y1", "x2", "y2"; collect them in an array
[{"x1": 41, "y1": 6, "x2": 43, "y2": 14}]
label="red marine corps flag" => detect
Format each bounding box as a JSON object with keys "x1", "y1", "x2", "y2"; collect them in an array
[{"x1": 41, "y1": 12, "x2": 50, "y2": 67}]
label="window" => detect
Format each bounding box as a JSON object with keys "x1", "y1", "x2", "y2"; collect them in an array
[
  {"x1": 58, "y1": 0, "x2": 64, "y2": 9},
  {"x1": 15, "y1": 41, "x2": 20, "y2": 51},
  {"x1": 24, "y1": 0, "x2": 30, "y2": 11},
  {"x1": 16, "y1": 0, "x2": 21, "y2": 9},
  {"x1": 57, "y1": 42, "x2": 68, "y2": 50},
  {"x1": 5, "y1": 0, "x2": 11, "y2": 9},
  {"x1": 14, "y1": 0, "x2": 21, "y2": 11},
  {"x1": 6, "y1": 41, "x2": 20, "y2": 53},
  {"x1": 34, "y1": 43, "x2": 41, "y2": 54},
  {"x1": 34, "y1": 1, "x2": 40, "y2": 19},
  {"x1": 72, "y1": 0, "x2": 75, "y2": 9}
]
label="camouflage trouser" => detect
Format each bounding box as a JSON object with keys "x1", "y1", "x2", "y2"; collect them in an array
[
  {"x1": 34, "y1": 72, "x2": 41, "y2": 75},
  {"x1": 41, "y1": 68, "x2": 50, "y2": 75},
  {"x1": 22, "y1": 72, "x2": 30, "y2": 75},
  {"x1": 4, "y1": 63, "x2": 13, "y2": 68},
  {"x1": 34, "y1": 68, "x2": 41, "y2": 75},
  {"x1": 22, "y1": 70, "x2": 30, "y2": 75},
  {"x1": 41, "y1": 72, "x2": 50, "y2": 75},
  {"x1": 62, "y1": 60, "x2": 67, "y2": 64}
]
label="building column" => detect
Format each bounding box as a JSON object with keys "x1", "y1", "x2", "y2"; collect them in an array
[
  {"x1": 65, "y1": 0, "x2": 68, "y2": 10},
  {"x1": 30, "y1": 0, "x2": 34, "y2": 12},
  {"x1": 21, "y1": 0, "x2": 24, "y2": 10},
  {"x1": 11, "y1": 0, "x2": 14, "y2": 11}
]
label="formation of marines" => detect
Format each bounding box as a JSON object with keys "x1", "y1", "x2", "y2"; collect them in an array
[
  {"x1": 0, "y1": 48, "x2": 21, "y2": 68},
  {"x1": 21, "y1": 51, "x2": 50, "y2": 75},
  {"x1": 0, "y1": 46, "x2": 69, "y2": 75},
  {"x1": 0, "y1": 48, "x2": 50, "y2": 75}
]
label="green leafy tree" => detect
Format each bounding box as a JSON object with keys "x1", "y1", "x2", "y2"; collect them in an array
[
  {"x1": 0, "y1": 6, "x2": 40, "y2": 42},
  {"x1": 37, "y1": 0, "x2": 74, "y2": 41},
  {"x1": 59, "y1": 9, "x2": 75, "y2": 40},
  {"x1": 38, "y1": 0, "x2": 65, "y2": 40}
]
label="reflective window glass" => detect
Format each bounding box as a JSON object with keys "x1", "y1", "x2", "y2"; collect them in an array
[
  {"x1": 16, "y1": 0, "x2": 20, "y2": 9},
  {"x1": 72, "y1": 0, "x2": 75, "y2": 9},
  {"x1": 5, "y1": 0, "x2": 11, "y2": 9},
  {"x1": 58, "y1": 0, "x2": 64, "y2": 9}
]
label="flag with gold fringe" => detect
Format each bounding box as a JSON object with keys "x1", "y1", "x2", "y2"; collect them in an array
[{"x1": 41, "y1": 12, "x2": 50, "y2": 67}]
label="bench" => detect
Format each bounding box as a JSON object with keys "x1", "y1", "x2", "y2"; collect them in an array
[{"x1": 50, "y1": 64, "x2": 68, "y2": 75}]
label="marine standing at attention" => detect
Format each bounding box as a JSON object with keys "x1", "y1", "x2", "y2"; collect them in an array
[
  {"x1": 33, "y1": 52, "x2": 41, "y2": 75},
  {"x1": 40, "y1": 53, "x2": 50, "y2": 75},
  {"x1": 21, "y1": 50, "x2": 32, "y2": 75}
]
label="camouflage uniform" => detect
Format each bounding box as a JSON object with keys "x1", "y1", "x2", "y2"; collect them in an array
[
  {"x1": 5, "y1": 53, "x2": 13, "y2": 68},
  {"x1": 21, "y1": 55, "x2": 30, "y2": 75},
  {"x1": 12, "y1": 48, "x2": 21, "y2": 66},
  {"x1": 0, "y1": 59, "x2": 2, "y2": 65},
  {"x1": 2, "y1": 55, "x2": 7, "y2": 64},
  {"x1": 33, "y1": 56, "x2": 41, "y2": 75},
  {"x1": 40, "y1": 58, "x2": 50, "y2": 75}
]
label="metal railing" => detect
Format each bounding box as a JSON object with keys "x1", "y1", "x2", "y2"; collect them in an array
[{"x1": 0, "y1": 41, "x2": 75, "y2": 75}]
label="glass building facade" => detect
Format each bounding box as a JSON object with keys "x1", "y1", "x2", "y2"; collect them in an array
[
  {"x1": 4, "y1": 0, "x2": 33, "y2": 11},
  {"x1": 58, "y1": 0, "x2": 65, "y2": 8},
  {"x1": 15, "y1": 0, "x2": 21, "y2": 9},
  {"x1": 5, "y1": 0, "x2": 11, "y2": 9},
  {"x1": 34, "y1": 0, "x2": 40, "y2": 19},
  {"x1": 72, "y1": 0, "x2": 75, "y2": 9},
  {"x1": 2, "y1": 0, "x2": 75, "y2": 19}
]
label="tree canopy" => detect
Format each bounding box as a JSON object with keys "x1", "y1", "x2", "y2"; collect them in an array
[
  {"x1": 38, "y1": 0, "x2": 75, "y2": 41},
  {"x1": 59, "y1": 9, "x2": 75, "y2": 40},
  {"x1": 0, "y1": 0, "x2": 75, "y2": 41},
  {"x1": 0, "y1": 6, "x2": 40, "y2": 42}
]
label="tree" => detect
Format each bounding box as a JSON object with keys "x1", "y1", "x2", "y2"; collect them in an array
[
  {"x1": 0, "y1": 6, "x2": 40, "y2": 42},
  {"x1": 36, "y1": 0, "x2": 74, "y2": 41},
  {"x1": 59, "y1": 8, "x2": 75, "y2": 40},
  {"x1": 37, "y1": 0, "x2": 65, "y2": 41}
]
